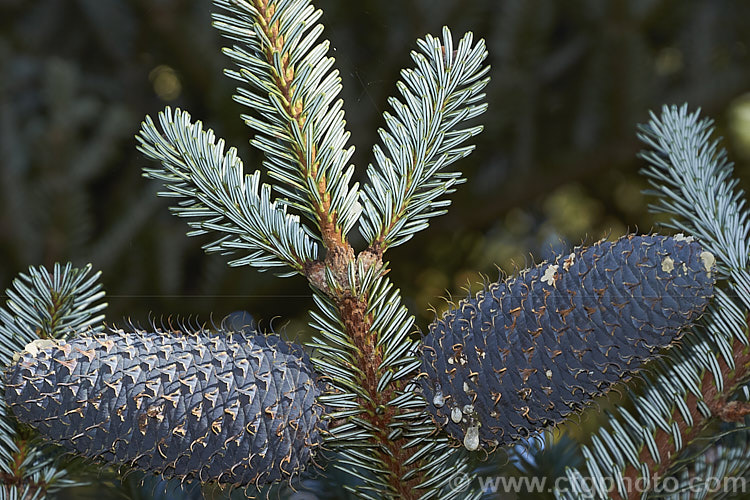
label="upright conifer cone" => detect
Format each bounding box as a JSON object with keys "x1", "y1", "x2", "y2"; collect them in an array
[
  {"x1": 4, "y1": 329, "x2": 327, "y2": 486},
  {"x1": 420, "y1": 234, "x2": 715, "y2": 450}
]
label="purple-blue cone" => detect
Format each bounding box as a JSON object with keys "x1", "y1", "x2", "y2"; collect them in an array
[
  {"x1": 419, "y1": 234, "x2": 716, "y2": 450},
  {"x1": 5, "y1": 329, "x2": 327, "y2": 486}
]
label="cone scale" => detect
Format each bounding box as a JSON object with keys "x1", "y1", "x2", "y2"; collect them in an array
[
  {"x1": 4, "y1": 329, "x2": 326, "y2": 487},
  {"x1": 419, "y1": 234, "x2": 716, "y2": 450}
]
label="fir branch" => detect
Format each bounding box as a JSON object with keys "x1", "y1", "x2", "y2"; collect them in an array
[
  {"x1": 631, "y1": 105, "x2": 750, "y2": 494},
  {"x1": 556, "y1": 105, "x2": 750, "y2": 499},
  {"x1": 138, "y1": 107, "x2": 319, "y2": 276},
  {"x1": 0, "y1": 263, "x2": 106, "y2": 364},
  {"x1": 207, "y1": 5, "x2": 487, "y2": 494},
  {"x1": 213, "y1": 0, "x2": 361, "y2": 249},
  {"x1": 309, "y1": 275, "x2": 476, "y2": 499},
  {"x1": 359, "y1": 27, "x2": 490, "y2": 253},
  {"x1": 639, "y1": 104, "x2": 750, "y2": 306},
  {"x1": 557, "y1": 293, "x2": 750, "y2": 500},
  {"x1": 309, "y1": 277, "x2": 423, "y2": 498}
]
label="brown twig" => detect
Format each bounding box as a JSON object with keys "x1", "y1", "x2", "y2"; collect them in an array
[{"x1": 249, "y1": 1, "x2": 420, "y2": 496}]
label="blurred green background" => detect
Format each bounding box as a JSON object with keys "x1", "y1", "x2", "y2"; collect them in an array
[{"x1": 2, "y1": 0, "x2": 750, "y2": 498}]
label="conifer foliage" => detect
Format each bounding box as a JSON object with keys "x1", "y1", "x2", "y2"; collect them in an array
[
  {"x1": 0, "y1": 1, "x2": 745, "y2": 499},
  {"x1": 554, "y1": 107, "x2": 750, "y2": 499}
]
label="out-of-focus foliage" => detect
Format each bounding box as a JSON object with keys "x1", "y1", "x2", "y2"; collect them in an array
[
  {"x1": 1, "y1": 0, "x2": 749, "y2": 327},
  {"x1": 1, "y1": 0, "x2": 750, "y2": 497},
  {"x1": 0, "y1": 0, "x2": 302, "y2": 330}
]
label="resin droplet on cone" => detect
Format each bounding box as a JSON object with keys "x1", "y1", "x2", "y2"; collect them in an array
[
  {"x1": 4, "y1": 329, "x2": 326, "y2": 486},
  {"x1": 420, "y1": 234, "x2": 715, "y2": 450}
]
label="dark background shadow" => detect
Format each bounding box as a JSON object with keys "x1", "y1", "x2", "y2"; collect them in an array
[{"x1": 1, "y1": 0, "x2": 749, "y2": 497}]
